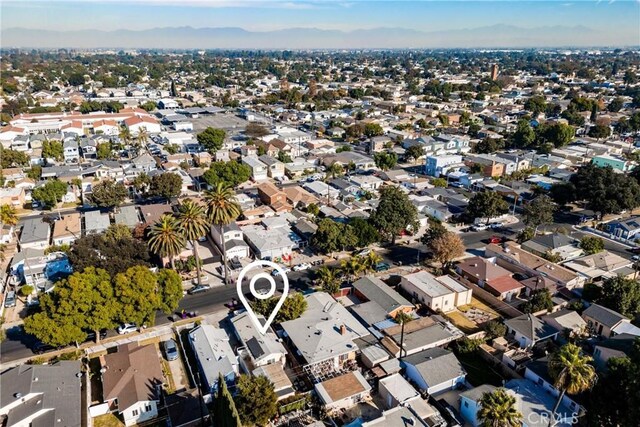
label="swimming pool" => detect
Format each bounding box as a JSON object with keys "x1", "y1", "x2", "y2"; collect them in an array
[{"x1": 45, "y1": 257, "x2": 73, "y2": 282}]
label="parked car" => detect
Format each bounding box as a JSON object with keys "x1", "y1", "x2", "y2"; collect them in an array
[
  {"x1": 632, "y1": 255, "x2": 640, "y2": 261},
  {"x1": 489, "y1": 222, "x2": 504, "y2": 230},
  {"x1": 488, "y1": 236, "x2": 502, "y2": 244},
  {"x1": 117, "y1": 323, "x2": 138, "y2": 335},
  {"x1": 471, "y1": 224, "x2": 488, "y2": 231},
  {"x1": 187, "y1": 284, "x2": 211, "y2": 295},
  {"x1": 4, "y1": 291, "x2": 16, "y2": 308},
  {"x1": 311, "y1": 259, "x2": 324, "y2": 266},
  {"x1": 271, "y1": 267, "x2": 291, "y2": 277},
  {"x1": 32, "y1": 341, "x2": 63, "y2": 355},
  {"x1": 85, "y1": 329, "x2": 108, "y2": 342},
  {"x1": 374, "y1": 262, "x2": 390, "y2": 272},
  {"x1": 293, "y1": 263, "x2": 311, "y2": 271},
  {"x1": 163, "y1": 338, "x2": 179, "y2": 361}
]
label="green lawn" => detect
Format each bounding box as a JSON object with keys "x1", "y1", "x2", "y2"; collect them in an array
[{"x1": 455, "y1": 351, "x2": 505, "y2": 387}]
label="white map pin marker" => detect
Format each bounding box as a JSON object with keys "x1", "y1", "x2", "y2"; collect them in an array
[{"x1": 236, "y1": 260, "x2": 289, "y2": 335}]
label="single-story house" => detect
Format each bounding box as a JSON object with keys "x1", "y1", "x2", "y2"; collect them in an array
[
  {"x1": 582, "y1": 303, "x2": 640, "y2": 338},
  {"x1": 314, "y1": 371, "x2": 371, "y2": 414},
  {"x1": 52, "y1": 213, "x2": 82, "y2": 246},
  {"x1": 188, "y1": 324, "x2": 239, "y2": 396},
  {"x1": 19, "y1": 217, "x2": 51, "y2": 250},
  {"x1": 505, "y1": 314, "x2": 559, "y2": 349},
  {"x1": 399, "y1": 271, "x2": 457, "y2": 312},
  {"x1": 402, "y1": 347, "x2": 466, "y2": 395},
  {"x1": 352, "y1": 276, "x2": 414, "y2": 319},
  {"x1": 84, "y1": 210, "x2": 111, "y2": 235}
]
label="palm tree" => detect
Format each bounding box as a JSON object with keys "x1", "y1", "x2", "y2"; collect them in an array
[
  {"x1": 315, "y1": 266, "x2": 340, "y2": 294},
  {"x1": 203, "y1": 183, "x2": 241, "y2": 285},
  {"x1": 477, "y1": 388, "x2": 523, "y2": 427},
  {"x1": 340, "y1": 256, "x2": 364, "y2": 282},
  {"x1": 548, "y1": 343, "x2": 596, "y2": 425},
  {"x1": 119, "y1": 126, "x2": 132, "y2": 157},
  {"x1": 176, "y1": 199, "x2": 209, "y2": 287},
  {"x1": 148, "y1": 215, "x2": 185, "y2": 269},
  {"x1": 326, "y1": 162, "x2": 344, "y2": 179},
  {"x1": 135, "y1": 127, "x2": 149, "y2": 157},
  {"x1": 362, "y1": 251, "x2": 383, "y2": 274}
]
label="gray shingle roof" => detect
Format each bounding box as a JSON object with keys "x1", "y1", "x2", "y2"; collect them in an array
[
  {"x1": 352, "y1": 276, "x2": 413, "y2": 315},
  {"x1": 505, "y1": 314, "x2": 559, "y2": 341},
  {"x1": 583, "y1": 303, "x2": 627, "y2": 328},
  {"x1": 402, "y1": 347, "x2": 466, "y2": 388},
  {"x1": 19, "y1": 218, "x2": 50, "y2": 244}
]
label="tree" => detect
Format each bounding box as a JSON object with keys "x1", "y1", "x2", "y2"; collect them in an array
[
  {"x1": 483, "y1": 320, "x2": 507, "y2": 339},
  {"x1": 598, "y1": 276, "x2": 640, "y2": 319},
  {"x1": 548, "y1": 343, "x2": 596, "y2": 425},
  {"x1": 104, "y1": 223, "x2": 132, "y2": 242},
  {"x1": 277, "y1": 151, "x2": 292, "y2": 163},
  {"x1": 234, "y1": 375, "x2": 278, "y2": 427},
  {"x1": 474, "y1": 138, "x2": 504, "y2": 154},
  {"x1": 540, "y1": 122, "x2": 575, "y2": 148},
  {"x1": 252, "y1": 292, "x2": 307, "y2": 322},
  {"x1": 525, "y1": 95, "x2": 547, "y2": 115},
  {"x1": 204, "y1": 183, "x2": 241, "y2": 285},
  {"x1": 430, "y1": 232, "x2": 465, "y2": 267},
  {"x1": 580, "y1": 236, "x2": 604, "y2": 255},
  {"x1": 364, "y1": 122, "x2": 384, "y2": 137},
  {"x1": 340, "y1": 256, "x2": 365, "y2": 282},
  {"x1": 42, "y1": 140, "x2": 64, "y2": 161},
  {"x1": 0, "y1": 147, "x2": 29, "y2": 168},
  {"x1": 245, "y1": 123, "x2": 270, "y2": 138},
  {"x1": 203, "y1": 161, "x2": 251, "y2": 188},
  {"x1": 477, "y1": 388, "x2": 523, "y2": 427},
  {"x1": 197, "y1": 127, "x2": 226, "y2": 152},
  {"x1": 315, "y1": 266, "x2": 340, "y2": 294},
  {"x1": 405, "y1": 145, "x2": 424, "y2": 163},
  {"x1": 148, "y1": 215, "x2": 185, "y2": 268},
  {"x1": 466, "y1": 192, "x2": 509, "y2": 224},
  {"x1": 523, "y1": 195, "x2": 555, "y2": 232},
  {"x1": 32, "y1": 179, "x2": 67, "y2": 209},
  {"x1": 0, "y1": 204, "x2": 18, "y2": 230},
  {"x1": 96, "y1": 142, "x2": 112, "y2": 159},
  {"x1": 326, "y1": 162, "x2": 344, "y2": 179},
  {"x1": 88, "y1": 179, "x2": 127, "y2": 208},
  {"x1": 394, "y1": 311, "x2": 413, "y2": 325},
  {"x1": 421, "y1": 218, "x2": 448, "y2": 246},
  {"x1": 432, "y1": 177, "x2": 447, "y2": 188},
  {"x1": 608, "y1": 97, "x2": 624, "y2": 113},
  {"x1": 370, "y1": 186, "x2": 418, "y2": 243},
  {"x1": 213, "y1": 373, "x2": 242, "y2": 427},
  {"x1": 68, "y1": 233, "x2": 150, "y2": 277},
  {"x1": 521, "y1": 288, "x2": 553, "y2": 313},
  {"x1": 67, "y1": 72, "x2": 85, "y2": 87},
  {"x1": 140, "y1": 101, "x2": 157, "y2": 112},
  {"x1": 373, "y1": 151, "x2": 397, "y2": 171},
  {"x1": 348, "y1": 217, "x2": 380, "y2": 248},
  {"x1": 513, "y1": 119, "x2": 536, "y2": 148},
  {"x1": 176, "y1": 199, "x2": 209, "y2": 287},
  {"x1": 549, "y1": 182, "x2": 577, "y2": 206},
  {"x1": 311, "y1": 219, "x2": 357, "y2": 254},
  {"x1": 149, "y1": 172, "x2": 182, "y2": 200},
  {"x1": 570, "y1": 164, "x2": 640, "y2": 215},
  {"x1": 156, "y1": 269, "x2": 183, "y2": 314},
  {"x1": 588, "y1": 124, "x2": 611, "y2": 139}
]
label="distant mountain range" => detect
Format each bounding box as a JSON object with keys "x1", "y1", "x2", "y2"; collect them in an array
[{"x1": 1, "y1": 24, "x2": 634, "y2": 49}]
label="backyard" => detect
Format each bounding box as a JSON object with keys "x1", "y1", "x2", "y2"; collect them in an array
[{"x1": 455, "y1": 351, "x2": 505, "y2": 387}]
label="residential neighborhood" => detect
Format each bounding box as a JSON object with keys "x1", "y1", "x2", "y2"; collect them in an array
[{"x1": 1, "y1": 16, "x2": 640, "y2": 427}]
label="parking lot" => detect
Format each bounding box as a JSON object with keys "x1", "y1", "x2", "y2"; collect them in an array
[{"x1": 191, "y1": 114, "x2": 250, "y2": 134}]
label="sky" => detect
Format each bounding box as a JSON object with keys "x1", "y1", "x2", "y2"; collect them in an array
[{"x1": 2, "y1": 0, "x2": 639, "y2": 35}]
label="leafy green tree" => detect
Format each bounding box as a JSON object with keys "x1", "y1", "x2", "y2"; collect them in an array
[
  {"x1": 370, "y1": 185, "x2": 419, "y2": 243},
  {"x1": 473, "y1": 138, "x2": 504, "y2": 154},
  {"x1": 477, "y1": 388, "x2": 522, "y2": 427},
  {"x1": 32, "y1": 179, "x2": 67, "y2": 209},
  {"x1": 348, "y1": 217, "x2": 380, "y2": 248},
  {"x1": 548, "y1": 343, "x2": 596, "y2": 424},
  {"x1": 42, "y1": 140, "x2": 64, "y2": 161},
  {"x1": 67, "y1": 72, "x2": 85, "y2": 87},
  {"x1": 405, "y1": 145, "x2": 424, "y2": 163},
  {"x1": 588, "y1": 124, "x2": 611, "y2": 139},
  {"x1": 340, "y1": 256, "x2": 365, "y2": 282},
  {"x1": 521, "y1": 288, "x2": 553, "y2": 314},
  {"x1": 598, "y1": 276, "x2": 640, "y2": 319},
  {"x1": 203, "y1": 161, "x2": 251, "y2": 188},
  {"x1": 149, "y1": 172, "x2": 182, "y2": 200},
  {"x1": 465, "y1": 192, "x2": 509, "y2": 224},
  {"x1": 421, "y1": 218, "x2": 448, "y2": 246},
  {"x1": 204, "y1": 183, "x2": 241, "y2": 285},
  {"x1": 326, "y1": 162, "x2": 344, "y2": 178},
  {"x1": 373, "y1": 151, "x2": 398, "y2": 171},
  {"x1": 234, "y1": 375, "x2": 278, "y2": 427},
  {"x1": 580, "y1": 236, "x2": 604, "y2": 255},
  {"x1": 513, "y1": 119, "x2": 536, "y2": 148},
  {"x1": 432, "y1": 177, "x2": 447, "y2": 188},
  {"x1": 176, "y1": 199, "x2": 209, "y2": 287},
  {"x1": 26, "y1": 165, "x2": 42, "y2": 181},
  {"x1": 394, "y1": 311, "x2": 413, "y2": 325},
  {"x1": 608, "y1": 97, "x2": 624, "y2": 113},
  {"x1": 140, "y1": 101, "x2": 157, "y2": 112},
  {"x1": 570, "y1": 163, "x2": 640, "y2": 215},
  {"x1": 525, "y1": 95, "x2": 547, "y2": 115},
  {"x1": 148, "y1": 215, "x2": 185, "y2": 268},
  {"x1": 88, "y1": 179, "x2": 127, "y2": 208},
  {"x1": 252, "y1": 292, "x2": 307, "y2": 323},
  {"x1": 539, "y1": 122, "x2": 575, "y2": 148},
  {"x1": 277, "y1": 151, "x2": 293, "y2": 163},
  {"x1": 483, "y1": 320, "x2": 507, "y2": 339},
  {"x1": 311, "y1": 219, "x2": 357, "y2": 254},
  {"x1": 197, "y1": 127, "x2": 226, "y2": 152},
  {"x1": 157, "y1": 269, "x2": 183, "y2": 314},
  {"x1": 364, "y1": 123, "x2": 384, "y2": 137},
  {"x1": 523, "y1": 195, "x2": 555, "y2": 232},
  {"x1": 113, "y1": 266, "x2": 165, "y2": 326},
  {"x1": 549, "y1": 182, "x2": 577, "y2": 206},
  {"x1": 68, "y1": 233, "x2": 150, "y2": 277},
  {"x1": 306, "y1": 203, "x2": 320, "y2": 217},
  {"x1": 213, "y1": 373, "x2": 242, "y2": 427},
  {"x1": 96, "y1": 142, "x2": 112, "y2": 159},
  {"x1": 104, "y1": 224, "x2": 132, "y2": 242}
]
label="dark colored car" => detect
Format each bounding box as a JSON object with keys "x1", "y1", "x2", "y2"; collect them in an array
[
  {"x1": 32, "y1": 342, "x2": 63, "y2": 355},
  {"x1": 85, "y1": 330, "x2": 108, "y2": 342},
  {"x1": 374, "y1": 262, "x2": 390, "y2": 272}
]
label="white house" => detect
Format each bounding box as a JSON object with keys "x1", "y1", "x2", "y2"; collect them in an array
[
  {"x1": 400, "y1": 271, "x2": 457, "y2": 313},
  {"x1": 402, "y1": 347, "x2": 466, "y2": 395},
  {"x1": 242, "y1": 156, "x2": 269, "y2": 181},
  {"x1": 230, "y1": 312, "x2": 287, "y2": 372},
  {"x1": 189, "y1": 324, "x2": 239, "y2": 396},
  {"x1": 63, "y1": 139, "x2": 80, "y2": 163},
  {"x1": 210, "y1": 222, "x2": 250, "y2": 260}
]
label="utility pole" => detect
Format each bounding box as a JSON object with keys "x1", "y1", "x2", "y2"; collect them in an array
[{"x1": 398, "y1": 320, "x2": 406, "y2": 362}]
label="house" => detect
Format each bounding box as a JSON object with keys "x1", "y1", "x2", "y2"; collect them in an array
[
  {"x1": 349, "y1": 174, "x2": 384, "y2": 191},
  {"x1": 139, "y1": 203, "x2": 173, "y2": 225},
  {"x1": 84, "y1": 210, "x2": 111, "y2": 235},
  {"x1": 425, "y1": 154, "x2": 463, "y2": 177},
  {"x1": 351, "y1": 276, "x2": 414, "y2": 319},
  {"x1": 399, "y1": 270, "x2": 457, "y2": 312},
  {"x1": 314, "y1": 371, "x2": 372, "y2": 415},
  {"x1": 52, "y1": 213, "x2": 82, "y2": 246},
  {"x1": 378, "y1": 373, "x2": 420, "y2": 409},
  {"x1": 436, "y1": 275, "x2": 473, "y2": 307},
  {"x1": 524, "y1": 358, "x2": 583, "y2": 416},
  {"x1": 563, "y1": 250, "x2": 634, "y2": 281},
  {"x1": 242, "y1": 221, "x2": 300, "y2": 260},
  {"x1": 210, "y1": 222, "x2": 250, "y2": 260},
  {"x1": 521, "y1": 233, "x2": 582, "y2": 261},
  {"x1": 230, "y1": 312, "x2": 287, "y2": 372},
  {"x1": 124, "y1": 116, "x2": 161, "y2": 135},
  {"x1": 258, "y1": 155, "x2": 286, "y2": 178},
  {"x1": 188, "y1": 324, "x2": 239, "y2": 395},
  {"x1": 0, "y1": 361, "x2": 82, "y2": 427},
  {"x1": 368, "y1": 136, "x2": 390, "y2": 153},
  {"x1": 257, "y1": 181, "x2": 290, "y2": 212},
  {"x1": 541, "y1": 309, "x2": 587, "y2": 338},
  {"x1": 19, "y1": 218, "x2": 51, "y2": 250},
  {"x1": 327, "y1": 127, "x2": 346, "y2": 138},
  {"x1": 101, "y1": 343, "x2": 164, "y2": 427},
  {"x1": 379, "y1": 316, "x2": 462, "y2": 357},
  {"x1": 592, "y1": 154, "x2": 635, "y2": 172},
  {"x1": 593, "y1": 333, "x2": 638, "y2": 370},
  {"x1": 505, "y1": 314, "x2": 560, "y2": 348},
  {"x1": 11, "y1": 248, "x2": 48, "y2": 288},
  {"x1": 283, "y1": 186, "x2": 318, "y2": 209},
  {"x1": 582, "y1": 303, "x2": 640, "y2": 338},
  {"x1": 114, "y1": 205, "x2": 141, "y2": 229},
  {"x1": 402, "y1": 347, "x2": 466, "y2": 395},
  {"x1": 279, "y1": 292, "x2": 369, "y2": 369},
  {"x1": 605, "y1": 216, "x2": 640, "y2": 241},
  {"x1": 0, "y1": 224, "x2": 15, "y2": 245},
  {"x1": 242, "y1": 156, "x2": 269, "y2": 181},
  {"x1": 459, "y1": 384, "x2": 498, "y2": 427},
  {"x1": 485, "y1": 242, "x2": 583, "y2": 289},
  {"x1": 63, "y1": 139, "x2": 80, "y2": 163},
  {"x1": 158, "y1": 98, "x2": 179, "y2": 109},
  {"x1": 0, "y1": 187, "x2": 26, "y2": 207}
]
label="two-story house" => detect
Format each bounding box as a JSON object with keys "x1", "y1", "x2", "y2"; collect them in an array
[
  {"x1": 242, "y1": 156, "x2": 269, "y2": 181},
  {"x1": 210, "y1": 222, "x2": 250, "y2": 260}
]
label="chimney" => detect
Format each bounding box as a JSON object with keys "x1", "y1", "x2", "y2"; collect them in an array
[{"x1": 340, "y1": 324, "x2": 347, "y2": 335}]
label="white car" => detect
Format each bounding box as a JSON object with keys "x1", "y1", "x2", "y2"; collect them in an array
[
  {"x1": 293, "y1": 263, "x2": 311, "y2": 271},
  {"x1": 271, "y1": 267, "x2": 291, "y2": 277},
  {"x1": 489, "y1": 222, "x2": 504, "y2": 229},
  {"x1": 632, "y1": 255, "x2": 640, "y2": 261},
  {"x1": 117, "y1": 323, "x2": 137, "y2": 335},
  {"x1": 471, "y1": 224, "x2": 488, "y2": 231}
]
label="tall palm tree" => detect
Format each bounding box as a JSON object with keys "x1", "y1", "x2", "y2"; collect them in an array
[
  {"x1": 477, "y1": 388, "x2": 523, "y2": 427},
  {"x1": 176, "y1": 199, "x2": 209, "y2": 287},
  {"x1": 119, "y1": 126, "x2": 132, "y2": 157},
  {"x1": 340, "y1": 256, "x2": 364, "y2": 283},
  {"x1": 203, "y1": 183, "x2": 241, "y2": 285},
  {"x1": 148, "y1": 214, "x2": 185, "y2": 269},
  {"x1": 135, "y1": 127, "x2": 149, "y2": 157},
  {"x1": 315, "y1": 266, "x2": 340, "y2": 294},
  {"x1": 548, "y1": 343, "x2": 596, "y2": 425},
  {"x1": 362, "y1": 251, "x2": 383, "y2": 274},
  {"x1": 326, "y1": 162, "x2": 344, "y2": 179}
]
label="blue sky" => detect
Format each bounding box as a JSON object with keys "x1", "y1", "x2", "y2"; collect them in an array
[{"x1": 2, "y1": 0, "x2": 639, "y2": 34}]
